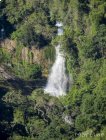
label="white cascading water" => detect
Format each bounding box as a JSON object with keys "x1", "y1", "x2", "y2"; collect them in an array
[{"x1": 44, "y1": 22, "x2": 69, "y2": 97}]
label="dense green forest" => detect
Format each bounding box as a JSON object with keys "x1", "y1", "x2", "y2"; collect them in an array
[{"x1": 0, "y1": 0, "x2": 106, "y2": 140}]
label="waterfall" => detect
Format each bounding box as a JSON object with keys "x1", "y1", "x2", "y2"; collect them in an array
[{"x1": 44, "y1": 22, "x2": 69, "y2": 97}]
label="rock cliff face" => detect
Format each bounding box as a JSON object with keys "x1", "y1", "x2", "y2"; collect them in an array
[
  {"x1": 0, "y1": 39, "x2": 53, "y2": 77},
  {"x1": 0, "y1": 39, "x2": 43, "y2": 64},
  {"x1": 21, "y1": 47, "x2": 43, "y2": 64},
  {"x1": 0, "y1": 39, "x2": 16, "y2": 53},
  {"x1": 0, "y1": 66, "x2": 14, "y2": 80}
]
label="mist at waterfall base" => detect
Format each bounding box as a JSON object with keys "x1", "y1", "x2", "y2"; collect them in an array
[{"x1": 44, "y1": 22, "x2": 70, "y2": 97}]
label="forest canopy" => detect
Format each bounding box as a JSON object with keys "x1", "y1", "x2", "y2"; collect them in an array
[{"x1": 0, "y1": 0, "x2": 106, "y2": 140}]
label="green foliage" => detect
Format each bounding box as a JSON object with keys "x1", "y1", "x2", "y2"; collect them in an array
[
  {"x1": 12, "y1": 62, "x2": 42, "y2": 79},
  {"x1": 4, "y1": 0, "x2": 56, "y2": 47},
  {"x1": 0, "y1": 48, "x2": 12, "y2": 64},
  {"x1": 59, "y1": 0, "x2": 106, "y2": 136},
  {"x1": 75, "y1": 114, "x2": 93, "y2": 131},
  {"x1": 43, "y1": 45, "x2": 55, "y2": 62},
  {"x1": 0, "y1": 89, "x2": 73, "y2": 140}
]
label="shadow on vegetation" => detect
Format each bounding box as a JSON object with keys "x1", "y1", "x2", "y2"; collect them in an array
[
  {"x1": 0, "y1": 76, "x2": 47, "y2": 139},
  {"x1": 13, "y1": 124, "x2": 28, "y2": 136},
  {"x1": 0, "y1": 77, "x2": 47, "y2": 95},
  {"x1": 0, "y1": 87, "x2": 14, "y2": 140},
  {"x1": 0, "y1": 87, "x2": 9, "y2": 99}
]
